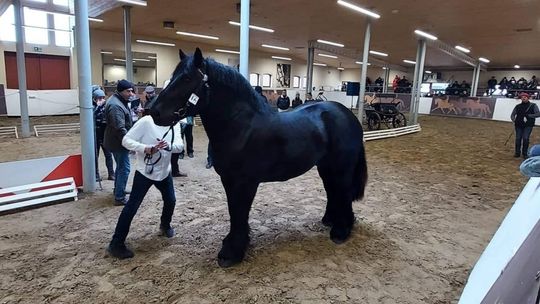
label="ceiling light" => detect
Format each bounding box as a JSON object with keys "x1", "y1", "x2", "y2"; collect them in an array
[
  {"x1": 382, "y1": 67, "x2": 387, "y2": 70},
  {"x1": 216, "y1": 49, "x2": 240, "y2": 54},
  {"x1": 355, "y1": 61, "x2": 371, "y2": 65},
  {"x1": 117, "y1": 0, "x2": 147, "y2": 6},
  {"x1": 414, "y1": 29, "x2": 438, "y2": 40},
  {"x1": 336, "y1": 0, "x2": 380, "y2": 18},
  {"x1": 318, "y1": 53, "x2": 338, "y2": 59},
  {"x1": 317, "y1": 39, "x2": 344, "y2": 48},
  {"x1": 369, "y1": 50, "x2": 388, "y2": 57},
  {"x1": 337, "y1": 67, "x2": 345, "y2": 71},
  {"x1": 148, "y1": 56, "x2": 157, "y2": 59},
  {"x1": 455, "y1": 45, "x2": 470, "y2": 53},
  {"x1": 136, "y1": 39, "x2": 175, "y2": 46},
  {"x1": 133, "y1": 58, "x2": 150, "y2": 62},
  {"x1": 313, "y1": 63, "x2": 327, "y2": 66},
  {"x1": 425, "y1": 70, "x2": 432, "y2": 74},
  {"x1": 514, "y1": 65, "x2": 520, "y2": 69},
  {"x1": 262, "y1": 44, "x2": 289, "y2": 51},
  {"x1": 114, "y1": 58, "x2": 126, "y2": 62},
  {"x1": 100, "y1": 51, "x2": 113, "y2": 54},
  {"x1": 228, "y1": 21, "x2": 274, "y2": 33},
  {"x1": 479, "y1": 57, "x2": 490, "y2": 63},
  {"x1": 176, "y1": 31, "x2": 219, "y2": 40},
  {"x1": 88, "y1": 18, "x2": 103, "y2": 22},
  {"x1": 403, "y1": 59, "x2": 416, "y2": 64},
  {"x1": 272, "y1": 56, "x2": 292, "y2": 61}
]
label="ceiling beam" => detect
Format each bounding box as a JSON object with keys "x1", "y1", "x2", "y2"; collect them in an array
[
  {"x1": 425, "y1": 39, "x2": 487, "y2": 71},
  {"x1": 0, "y1": 0, "x2": 12, "y2": 17},
  {"x1": 308, "y1": 40, "x2": 410, "y2": 72}
]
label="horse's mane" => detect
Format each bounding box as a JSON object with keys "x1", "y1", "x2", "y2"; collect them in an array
[{"x1": 204, "y1": 58, "x2": 271, "y2": 114}]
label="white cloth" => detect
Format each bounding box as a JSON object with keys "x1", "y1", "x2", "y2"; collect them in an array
[{"x1": 122, "y1": 115, "x2": 184, "y2": 181}]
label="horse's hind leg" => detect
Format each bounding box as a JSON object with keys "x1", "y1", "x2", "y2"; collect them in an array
[
  {"x1": 218, "y1": 178, "x2": 259, "y2": 268},
  {"x1": 318, "y1": 164, "x2": 355, "y2": 244}
]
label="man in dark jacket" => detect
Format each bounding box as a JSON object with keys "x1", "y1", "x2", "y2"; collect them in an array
[
  {"x1": 487, "y1": 76, "x2": 497, "y2": 95},
  {"x1": 511, "y1": 92, "x2": 540, "y2": 158},
  {"x1": 276, "y1": 90, "x2": 290, "y2": 111},
  {"x1": 93, "y1": 88, "x2": 115, "y2": 182},
  {"x1": 104, "y1": 79, "x2": 136, "y2": 205}
]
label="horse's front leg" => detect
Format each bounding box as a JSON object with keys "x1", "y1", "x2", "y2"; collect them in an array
[{"x1": 218, "y1": 178, "x2": 259, "y2": 267}]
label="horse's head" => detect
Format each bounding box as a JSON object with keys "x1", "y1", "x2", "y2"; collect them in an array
[{"x1": 150, "y1": 48, "x2": 208, "y2": 126}]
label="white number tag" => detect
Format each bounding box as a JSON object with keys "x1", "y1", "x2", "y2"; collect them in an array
[{"x1": 188, "y1": 93, "x2": 199, "y2": 105}]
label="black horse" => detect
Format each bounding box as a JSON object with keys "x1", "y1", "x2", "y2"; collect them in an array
[{"x1": 150, "y1": 48, "x2": 368, "y2": 267}]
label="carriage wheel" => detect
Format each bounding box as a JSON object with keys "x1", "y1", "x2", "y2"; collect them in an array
[
  {"x1": 392, "y1": 113, "x2": 407, "y2": 128},
  {"x1": 367, "y1": 113, "x2": 381, "y2": 130}
]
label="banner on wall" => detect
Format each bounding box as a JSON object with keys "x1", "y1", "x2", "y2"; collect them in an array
[
  {"x1": 430, "y1": 96, "x2": 496, "y2": 119},
  {"x1": 362, "y1": 93, "x2": 412, "y2": 112}
]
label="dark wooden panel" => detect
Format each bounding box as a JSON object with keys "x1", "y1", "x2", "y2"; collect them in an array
[
  {"x1": 38, "y1": 54, "x2": 70, "y2": 89},
  {"x1": 4, "y1": 51, "x2": 41, "y2": 90}
]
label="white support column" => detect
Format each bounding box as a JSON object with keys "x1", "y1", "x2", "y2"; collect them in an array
[
  {"x1": 357, "y1": 20, "x2": 371, "y2": 122},
  {"x1": 383, "y1": 66, "x2": 390, "y2": 93},
  {"x1": 472, "y1": 62, "x2": 481, "y2": 97},
  {"x1": 409, "y1": 42, "x2": 421, "y2": 124},
  {"x1": 471, "y1": 65, "x2": 478, "y2": 97},
  {"x1": 123, "y1": 6, "x2": 133, "y2": 82},
  {"x1": 306, "y1": 46, "x2": 314, "y2": 94},
  {"x1": 239, "y1": 0, "x2": 250, "y2": 79},
  {"x1": 13, "y1": 0, "x2": 30, "y2": 138},
  {"x1": 74, "y1": 0, "x2": 96, "y2": 192},
  {"x1": 412, "y1": 39, "x2": 427, "y2": 125}
]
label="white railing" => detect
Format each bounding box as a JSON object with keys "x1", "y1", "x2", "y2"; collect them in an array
[
  {"x1": 34, "y1": 123, "x2": 80, "y2": 137},
  {"x1": 0, "y1": 177, "x2": 78, "y2": 213},
  {"x1": 0, "y1": 126, "x2": 18, "y2": 139},
  {"x1": 363, "y1": 124, "x2": 421, "y2": 141}
]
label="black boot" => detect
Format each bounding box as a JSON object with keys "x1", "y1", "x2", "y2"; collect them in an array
[{"x1": 107, "y1": 242, "x2": 134, "y2": 259}]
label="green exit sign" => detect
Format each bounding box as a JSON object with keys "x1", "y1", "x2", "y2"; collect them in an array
[{"x1": 33, "y1": 46, "x2": 42, "y2": 52}]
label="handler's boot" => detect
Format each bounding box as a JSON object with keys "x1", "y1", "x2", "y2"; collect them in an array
[{"x1": 107, "y1": 242, "x2": 134, "y2": 259}]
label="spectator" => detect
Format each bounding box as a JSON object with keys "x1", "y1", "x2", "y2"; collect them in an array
[
  {"x1": 93, "y1": 88, "x2": 115, "y2": 182},
  {"x1": 104, "y1": 79, "x2": 135, "y2": 205},
  {"x1": 520, "y1": 145, "x2": 540, "y2": 177},
  {"x1": 392, "y1": 75, "x2": 401, "y2": 92},
  {"x1": 305, "y1": 92, "x2": 315, "y2": 102},
  {"x1": 487, "y1": 76, "x2": 497, "y2": 95},
  {"x1": 511, "y1": 92, "x2": 540, "y2": 159},
  {"x1": 254, "y1": 86, "x2": 268, "y2": 103},
  {"x1": 291, "y1": 92, "x2": 303, "y2": 108},
  {"x1": 277, "y1": 90, "x2": 290, "y2": 112}
]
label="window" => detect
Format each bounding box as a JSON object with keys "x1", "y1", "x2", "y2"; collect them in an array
[
  {"x1": 0, "y1": 5, "x2": 15, "y2": 42},
  {"x1": 249, "y1": 73, "x2": 259, "y2": 86},
  {"x1": 293, "y1": 76, "x2": 300, "y2": 88},
  {"x1": 262, "y1": 74, "x2": 271, "y2": 87},
  {"x1": 302, "y1": 77, "x2": 307, "y2": 89},
  {"x1": 53, "y1": 0, "x2": 69, "y2": 6},
  {"x1": 24, "y1": 7, "x2": 48, "y2": 45},
  {"x1": 54, "y1": 14, "x2": 71, "y2": 47}
]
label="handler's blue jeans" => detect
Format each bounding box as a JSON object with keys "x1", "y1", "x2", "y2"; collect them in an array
[
  {"x1": 515, "y1": 126, "x2": 533, "y2": 156},
  {"x1": 111, "y1": 171, "x2": 176, "y2": 244}
]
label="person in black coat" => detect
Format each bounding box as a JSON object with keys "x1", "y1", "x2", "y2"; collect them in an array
[
  {"x1": 511, "y1": 92, "x2": 540, "y2": 158},
  {"x1": 291, "y1": 92, "x2": 303, "y2": 108},
  {"x1": 487, "y1": 76, "x2": 497, "y2": 95}
]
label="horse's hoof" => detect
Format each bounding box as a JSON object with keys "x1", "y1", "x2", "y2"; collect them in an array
[
  {"x1": 330, "y1": 236, "x2": 348, "y2": 244},
  {"x1": 321, "y1": 217, "x2": 333, "y2": 227},
  {"x1": 330, "y1": 227, "x2": 352, "y2": 244},
  {"x1": 217, "y1": 257, "x2": 241, "y2": 268}
]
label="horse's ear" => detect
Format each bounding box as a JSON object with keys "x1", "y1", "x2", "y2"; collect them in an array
[
  {"x1": 194, "y1": 47, "x2": 204, "y2": 68},
  {"x1": 179, "y1": 49, "x2": 187, "y2": 61}
]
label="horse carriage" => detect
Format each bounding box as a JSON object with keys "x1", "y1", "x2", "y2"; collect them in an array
[{"x1": 364, "y1": 93, "x2": 407, "y2": 130}]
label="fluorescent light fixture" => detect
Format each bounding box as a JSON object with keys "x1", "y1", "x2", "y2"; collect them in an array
[
  {"x1": 317, "y1": 39, "x2": 344, "y2": 48},
  {"x1": 355, "y1": 61, "x2": 371, "y2": 65},
  {"x1": 216, "y1": 49, "x2": 240, "y2": 54},
  {"x1": 176, "y1": 31, "x2": 219, "y2": 40},
  {"x1": 336, "y1": 0, "x2": 380, "y2": 18},
  {"x1": 425, "y1": 70, "x2": 432, "y2": 74},
  {"x1": 337, "y1": 67, "x2": 345, "y2": 71},
  {"x1": 118, "y1": 0, "x2": 147, "y2": 6},
  {"x1": 514, "y1": 65, "x2": 520, "y2": 69},
  {"x1": 403, "y1": 59, "x2": 416, "y2": 64},
  {"x1": 272, "y1": 56, "x2": 292, "y2": 61},
  {"x1": 414, "y1": 29, "x2": 438, "y2": 40},
  {"x1": 114, "y1": 58, "x2": 126, "y2": 62},
  {"x1": 318, "y1": 53, "x2": 338, "y2": 59},
  {"x1": 100, "y1": 51, "x2": 113, "y2": 54},
  {"x1": 479, "y1": 57, "x2": 490, "y2": 63},
  {"x1": 455, "y1": 45, "x2": 470, "y2": 53},
  {"x1": 261, "y1": 44, "x2": 289, "y2": 51},
  {"x1": 148, "y1": 56, "x2": 157, "y2": 59},
  {"x1": 313, "y1": 63, "x2": 327, "y2": 66},
  {"x1": 228, "y1": 21, "x2": 274, "y2": 33},
  {"x1": 136, "y1": 39, "x2": 175, "y2": 47},
  {"x1": 133, "y1": 58, "x2": 150, "y2": 62},
  {"x1": 382, "y1": 67, "x2": 387, "y2": 70},
  {"x1": 88, "y1": 17, "x2": 103, "y2": 22},
  {"x1": 369, "y1": 50, "x2": 388, "y2": 57}
]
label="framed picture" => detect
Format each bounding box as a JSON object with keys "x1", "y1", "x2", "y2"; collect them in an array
[{"x1": 276, "y1": 63, "x2": 291, "y2": 88}]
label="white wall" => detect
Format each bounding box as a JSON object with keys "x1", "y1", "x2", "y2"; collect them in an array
[{"x1": 103, "y1": 65, "x2": 156, "y2": 85}]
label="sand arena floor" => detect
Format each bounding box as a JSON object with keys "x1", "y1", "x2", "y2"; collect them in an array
[{"x1": 0, "y1": 115, "x2": 534, "y2": 303}]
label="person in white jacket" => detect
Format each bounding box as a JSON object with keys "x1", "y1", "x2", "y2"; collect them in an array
[{"x1": 107, "y1": 114, "x2": 184, "y2": 259}]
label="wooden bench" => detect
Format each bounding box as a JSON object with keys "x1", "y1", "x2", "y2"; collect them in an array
[
  {"x1": 0, "y1": 177, "x2": 78, "y2": 213},
  {"x1": 34, "y1": 123, "x2": 80, "y2": 137},
  {"x1": 0, "y1": 126, "x2": 18, "y2": 139}
]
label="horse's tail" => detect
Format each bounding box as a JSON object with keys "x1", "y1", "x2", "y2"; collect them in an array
[{"x1": 353, "y1": 144, "x2": 368, "y2": 201}]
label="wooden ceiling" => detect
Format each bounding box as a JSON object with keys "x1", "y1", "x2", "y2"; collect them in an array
[{"x1": 90, "y1": 0, "x2": 540, "y2": 69}]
